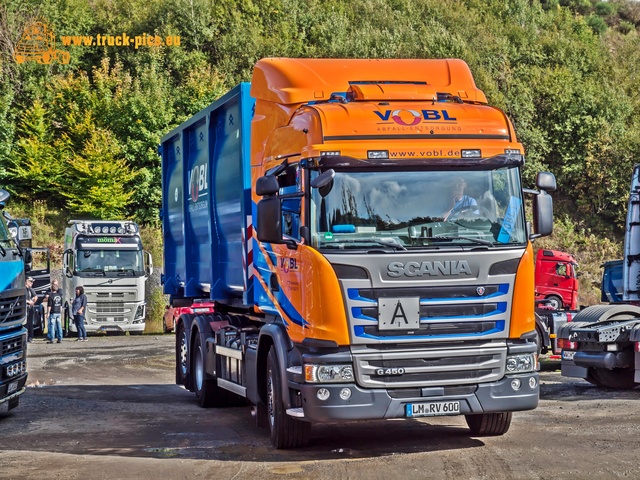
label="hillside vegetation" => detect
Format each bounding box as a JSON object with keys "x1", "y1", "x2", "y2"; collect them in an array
[{"x1": 1, "y1": 0, "x2": 639, "y2": 305}]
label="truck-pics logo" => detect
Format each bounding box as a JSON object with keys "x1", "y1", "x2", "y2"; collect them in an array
[
  {"x1": 374, "y1": 109, "x2": 457, "y2": 126},
  {"x1": 14, "y1": 20, "x2": 70, "y2": 65},
  {"x1": 387, "y1": 260, "x2": 472, "y2": 277}
]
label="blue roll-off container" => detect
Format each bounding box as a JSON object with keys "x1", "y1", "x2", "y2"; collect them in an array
[{"x1": 160, "y1": 84, "x2": 256, "y2": 306}]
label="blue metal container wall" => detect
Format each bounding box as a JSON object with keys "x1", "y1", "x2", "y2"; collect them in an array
[
  {"x1": 184, "y1": 119, "x2": 211, "y2": 297},
  {"x1": 161, "y1": 135, "x2": 185, "y2": 295},
  {"x1": 161, "y1": 83, "x2": 255, "y2": 306},
  {"x1": 209, "y1": 84, "x2": 255, "y2": 302}
]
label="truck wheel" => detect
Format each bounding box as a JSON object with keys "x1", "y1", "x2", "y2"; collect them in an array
[
  {"x1": 193, "y1": 333, "x2": 215, "y2": 407},
  {"x1": 465, "y1": 412, "x2": 512, "y2": 436},
  {"x1": 176, "y1": 322, "x2": 191, "y2": 389},
  {"x1": 546, "y1": 295, "x2": 562, "y2": 310},
  {"x1": 586, "y1": 367, "x2": 639, "y2": 389},
  {"x1": 534, "y1": 327, "x2": 543, "y2": 357},
  {"x1": 266, "y1": 346, "x2": 311, "y2": 449}
]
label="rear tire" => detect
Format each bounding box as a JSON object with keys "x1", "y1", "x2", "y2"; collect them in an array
[
  {"x1": 266, "y1": 346, "x2": 311, "y2": 449},
  {"x1": 176, "y1": 322, "x2": 191, "y2": 389},
  {"x1": 586, "y1": 367, "x2": 639, "y2": 389},
  {"x1": 192, "y1": 333, "x2": 234, "y2": 408},
  {"x1": 465, "y1": 412, "x2": 512, "y2": 436}
]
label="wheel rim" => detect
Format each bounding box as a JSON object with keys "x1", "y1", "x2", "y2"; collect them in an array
[
  {"x1": 195, "y1": 343, "x2": 204, "y2": 391},
  {"x1": 180, "y1": 331, "x2": 188, "y2": 377},
  {"x1": 267, "y1": 364, "x2": 275, "y2": 429}
]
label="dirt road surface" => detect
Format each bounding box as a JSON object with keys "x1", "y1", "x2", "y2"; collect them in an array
[{"x1": 1, "y1": 335, "x2": 639, "y2": 480}]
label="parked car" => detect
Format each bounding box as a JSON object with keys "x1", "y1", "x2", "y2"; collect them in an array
[{"x1": 163, "y1": 302, "x2": 215, "y2": 333}]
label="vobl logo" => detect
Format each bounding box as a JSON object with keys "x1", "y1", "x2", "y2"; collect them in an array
[
  {"x1": 280, "y1": 257, "x2": 298, "y2": 273},
  {"x1": 374, "y1": 109, "x2": 457, "y2": 126},
  {"x1": 188, "y1": 164, "x2": 208, "y2": 202}
]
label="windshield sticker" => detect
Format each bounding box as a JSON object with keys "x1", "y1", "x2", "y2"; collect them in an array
[{"x1": 497, "y1": 196, "x2": 522, "y2": 244}]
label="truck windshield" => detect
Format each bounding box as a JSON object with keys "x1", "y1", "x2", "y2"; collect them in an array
[
  {"x1": 77, "y1": 249, "x2": 144, "y2": 274},
  {"x1": 310, "y1": 166, "x2": 527, "y2": 249},
  {"x1": 0, "y1": 216, "x2": 12, "y2": 246}
]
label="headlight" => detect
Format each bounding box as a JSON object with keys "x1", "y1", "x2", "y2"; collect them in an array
[
  {"x1": 304, "y1": 364, "x2": 354, "y2": 383},
  {"x1": 506, "y1": 354, "x2": 537, "y2": 373},
  {"x1": 134, "y1": 305, "x2": 145, "y2": 321}
]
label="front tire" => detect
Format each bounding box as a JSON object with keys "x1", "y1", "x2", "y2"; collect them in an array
[
  {"x1": 465, "y1": 412, "x2": 512, "y2": 436},
  {"x1": 546, "y1": 295, "x2": 563, "y2": 311},
  {"x1": 266, "y1": 346, "x2": 311, "y2": 449}
]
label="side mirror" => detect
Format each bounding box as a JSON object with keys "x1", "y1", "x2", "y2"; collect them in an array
[
  {"x1": 63, "y1": 249, "x2": 73, "y2": 278},
  {"x1": 24, "y1": 249, "x2": 33, "y2": 272},
  {"x1": 145, "y1": 251, "x2": 153, "y2": 277},
  {"x1": 532, "y1": 190, "x2": 553, "y2": 238},
  {"x1": 536, "y1": 172, "x2": 557, "y2": 192},
  {"x1": 257, "y1": 196, "x2": 283, "y2": 244},
  {"x1": 256, "y1": 175, "x2": 280, "y2": 196},
  {"x1": 311, "y1": 169, "x2": 335, "y2": 197}
]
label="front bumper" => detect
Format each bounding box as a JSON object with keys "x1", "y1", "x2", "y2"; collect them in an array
[
  {"x1": 0, "y1": 372, "x2": 27, "y2": 410},
  {"x1": 297, "y1": 373, "x2": 539, "y2": 423}
]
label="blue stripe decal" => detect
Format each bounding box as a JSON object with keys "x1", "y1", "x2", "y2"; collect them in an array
[
  {"x1": 255, "y1": 243, "x2": 308, "y2": 328},
  {"x1": 351, "y1": 307, "x2": 377, "y2": 322},
  {"x1": 348, "y1": 289, "x2": 376, "y2": 303},
  {"x1": 351, "y1": 284, "x2": 510, "y2": 303},
  {"x1": 354, "y1": 320, "x2": 505, "y2": 340}
]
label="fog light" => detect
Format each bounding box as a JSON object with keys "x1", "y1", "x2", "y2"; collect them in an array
[
  {"x1": 511, "y1": 379, "x2": 521, "y2": 391},
  {"x1": 317, "y1": 388, "x2": 330, "y2": 401},
  {"x1": 339, "y1": 388, "x2": 352, "y2": 400},
  {"x1": 529, "y1": 377, "x2": 538, "y2": 389}
]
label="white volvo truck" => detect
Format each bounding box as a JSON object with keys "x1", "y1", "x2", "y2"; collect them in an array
[{"x1": 62, "y1": 220, "x2": 153, "y2": 335}]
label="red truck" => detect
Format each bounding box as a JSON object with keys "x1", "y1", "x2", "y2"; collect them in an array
[{"x1": 535, "y1": 249, "x2": 578, "y2": 311}]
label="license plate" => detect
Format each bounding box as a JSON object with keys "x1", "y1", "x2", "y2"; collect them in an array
[
  {"x1": 379, "y1": 297, "x2": 420, "y2": 330},
  {"x1": 7, "y1": 381, "x2": 17, "y2": 394},
  {"x1": 406, "y1": 401, "x2": 460, "y2": 417},
  {"x1": 562, "y1": 350, "x2": 576, "y2": 361},
  {"x1": 194, "y1": 308, "x2": 210, "y2": 313},
  {"x1": 101, "y1": 326, "x2": 121, "y2": 332}
]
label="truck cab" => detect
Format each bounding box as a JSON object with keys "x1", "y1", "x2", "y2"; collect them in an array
[
  {"x1": 535, "y1": 249, "x2": 578, "y2": 310},
  {"x1": 62, "y1": 220, "x2": 153, "y2": 335}
]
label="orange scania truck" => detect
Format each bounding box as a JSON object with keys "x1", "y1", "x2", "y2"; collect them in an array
[{"x1": 160, "y1": 58, "x2": 556, "y2": 448}]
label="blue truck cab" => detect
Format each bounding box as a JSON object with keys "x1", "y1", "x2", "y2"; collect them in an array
[{"x1": 0, "y1": 190, "x2": 28, "y2": 413}]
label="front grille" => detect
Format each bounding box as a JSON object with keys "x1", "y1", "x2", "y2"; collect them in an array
[
  {"x1": 388, "y1": 385, "x2": 478, "y2": 399},
  {"x1": 0, "y1": 293, "x2": 26, "y2": 326},
  {"x1": 355, "y1": 346, "x2": 505, "y2": 388},
  {"x1": 356, "y1": 285, "x2": 504, "y2": 300},
  {"x1": 96, "y1": 306, "x2": 125, "y2": 314},
  {"x1": 359, "y1": 321, "x2": 503, "y2": 337},
  {"x1": 2, "y1": 335, "x2": 23, "y2": 356},
  {"x1": 96, "y1": 317, "x2": 126, "y2": 322}
]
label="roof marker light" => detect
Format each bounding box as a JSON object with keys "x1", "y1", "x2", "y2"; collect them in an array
[
  {"x1": 368, "y1": 150, "x2": 389, "y2": 159},
  {"x1": 461, "y1": 149, "x2": 481, "y2": 158}
]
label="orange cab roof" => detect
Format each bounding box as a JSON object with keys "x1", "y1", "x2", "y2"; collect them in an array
[{"x1": 251, "y1": 58, "x2": 488, "y2": 105}]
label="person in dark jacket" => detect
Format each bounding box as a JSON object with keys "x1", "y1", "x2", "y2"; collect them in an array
[
  {"x1": 46, "y1": 280, "x2": 64, "y2": 344},
  {"x1": 72, "y1": 286, "x2": 88, "y2": 341},
  {"x1": 25, "y1": 277, "x2": 37, "y2": 343}
]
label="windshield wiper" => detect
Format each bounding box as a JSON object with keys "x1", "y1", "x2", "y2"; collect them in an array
[
  {"x1": 117, "y1": 269, "x2": 136, "y2": 276},
  {"x1": 419, "y1": 236, "x2": 495, "y2": 247},
  {"x1": 86, "y1": 271, "x2": 106, "y2": 277},
  {"x1": 321, "y1": 238, "x2": 407, "y2": 251}
]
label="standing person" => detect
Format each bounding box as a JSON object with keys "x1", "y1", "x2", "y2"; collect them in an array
[
  {"x1": 46, "y1": 280, "x2": 64, "y2": 344},
  {"x1": 25, "y1": 277, "x2": 37, "y2": 343},
  {"x1": 72, "y1": 286, "x2": 88, "y2": 341}
]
